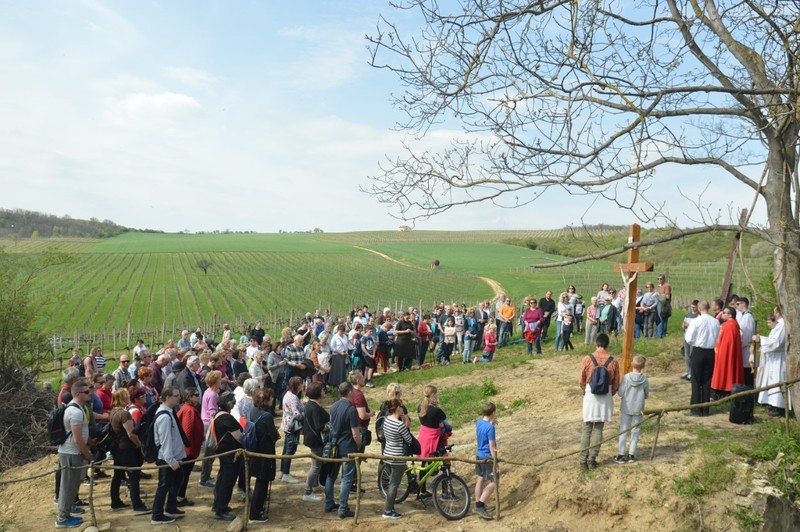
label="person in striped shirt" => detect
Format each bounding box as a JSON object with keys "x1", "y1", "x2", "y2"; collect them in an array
[{"x1": 381, "y1": 398, "x2": 414, "y2": 519}]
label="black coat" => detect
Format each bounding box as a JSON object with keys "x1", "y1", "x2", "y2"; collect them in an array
[{"x1": 248, "y1": 407, "x2": 280, "y2": 481}]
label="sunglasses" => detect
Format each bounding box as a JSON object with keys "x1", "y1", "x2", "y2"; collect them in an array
[
  {"x1": 192, "y1": 393, "x2": 200, "y2": 397},
  {"x1": 120, "y1": 360, "x2": 129, "y2": 364}
]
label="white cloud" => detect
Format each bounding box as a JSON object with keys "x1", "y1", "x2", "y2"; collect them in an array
[{"x1": 163, "y1": 66, "x2": 217, "y2": 87}]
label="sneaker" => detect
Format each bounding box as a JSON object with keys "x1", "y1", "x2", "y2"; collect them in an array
[
  {"x1": 69, "y1": 506, "x2": 85, "y2": 516},
  {"x1": 303, "y1": 493, "x2": 322, "y2": 502},
  {"x1": 55, "y1": 516, "x2": 83, "y2": 528},
  {"x1": 365, "y1": 380, "x2": 375, "y2": 388},
  {"x1": 324, "y1": 504, "x2": 340, "y2": 513},
  {"x1": 587, "y1": 460, "x2": 598, "y2": 469},
  {"x1": 383, "y1": 510, "x2": 402, "y2": 519},
  {"x1": 418, "y1": 491, "x2": 432, "y2": 500},
  {"x1": 339, "y1": 509, "x2": 355, "y2": 519},
  {"x1": 132, "y1": 505, "x2": 151, "y2": 516},
  {"x1": 215, "y1": 512, "x2": 236, "y2": 521},
  {"x1": 198, "y1": 480, "x2": 216, "y2": 489},
  {"x1": 474, "y1": 506, "x2": 493, "y2": 520},
  {"x1": 249, "y1": 514, "x2": 269, "y2": 524},
  {"x1": 627, "y1": 455, "x2": 636, "y2": 463},
  {"x1": 111, "y1": 501, "x2": 130, "y2": 511},
  {"x1": 176, "y1": 498, "x2": 195, "y2": 507},
  {"x1": 73, "y1": 499, "x2": 89, "y2": 508},
  {"x1": 165, "y1": 508, "x2": 186, "y2": 518},
  {"x1": 613, "y1": 455, "x2": 626, "y2": 464},
  {"x1": 150, "y1": 516, "x2": 175, "y2": 525},
  {"x1": 281, "y1": 474, "x2": 300, "y2": 484}
]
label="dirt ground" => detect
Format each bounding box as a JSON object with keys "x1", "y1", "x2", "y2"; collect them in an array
[{"x1": 0, "y1": 344, "x2": 776, "y2": 531}]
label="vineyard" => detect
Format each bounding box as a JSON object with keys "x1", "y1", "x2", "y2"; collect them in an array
[{"x1": 3, "y1": 230, "x2": 774, "y2": 354}]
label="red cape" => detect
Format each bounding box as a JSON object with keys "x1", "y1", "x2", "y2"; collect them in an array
[{"x1": 711, "y1": 318, "x2": 744, "y2": 392}]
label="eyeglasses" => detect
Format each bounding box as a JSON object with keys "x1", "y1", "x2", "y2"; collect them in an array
[
  {"x1": 120, "y1": 360, "x2": 129, "y2": 364},
  {"x1": 192, "y1": 393, "x2": 200, "y2": 397}
]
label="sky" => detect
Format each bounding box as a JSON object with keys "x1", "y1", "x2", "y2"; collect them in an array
[{"x1": 0, "y1": 1, "x2": 768, "y2": 234}]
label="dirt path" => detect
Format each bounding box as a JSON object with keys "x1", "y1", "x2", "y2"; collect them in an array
[
  {"x1": 479, "y1": 276, "x2": 505, "y2": 300},
  {"x1": 354, "y1": 245, "x2": 506, "y2": 300},
  {"x1": 0, "y1": 342, "x2": 769, "y2": 531}
]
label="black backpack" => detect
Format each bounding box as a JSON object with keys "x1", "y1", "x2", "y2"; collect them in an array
[
  {"x1": 95, "y1": 422, "x2": 119, "y2": 456},
  {"x1": 588, "y1": 354, "x2": 613, "y2": 395},
  {"x1": 142, "y1": 410, "x2": 171, "y2": 463},
  {"x1": 47, "y1": 403, "x2": 82, "y2": 446},
  {"x1": 375, "y1": 405, "x2": 388, "y2": 444}
]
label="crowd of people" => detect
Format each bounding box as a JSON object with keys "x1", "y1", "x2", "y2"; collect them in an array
[
  {"x1": 53, "y1": 275, "x2": 791, "y2": 527},
  {"x1": 53, "y1": 304, "x2": 504, "y2": 528}
]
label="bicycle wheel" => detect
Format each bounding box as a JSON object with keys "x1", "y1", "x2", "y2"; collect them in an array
[
  {"x1": 378, "y1": 462, "x2": 411, "y2": 503},
  {"x1": 431, "y1": 472, "x2": 471, "y2": 520}
]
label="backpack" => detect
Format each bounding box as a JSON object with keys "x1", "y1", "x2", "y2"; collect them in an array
[
  {"x1": 241, "y1": 412, "x2": 268, "y2": 451},
  {"x1": 588, "y1": 354, "x2": 613, "y2": 395},
  {"x1": 47, "y1": 403, "x2": 81, "y2": 446},
  {"x1": 95, "y1": 421, "x2": 119, "y2": 456},
  {"x1": 375, "y1": 406, "x2": 388, "y2": 444},
  {"x1": 142, "y1": 410, "x2": 171, "y2": 463}
]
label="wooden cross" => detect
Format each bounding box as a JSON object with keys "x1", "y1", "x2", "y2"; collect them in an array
[{"x1": 613, "y1": 224, "x2": 653, "y2": 375}]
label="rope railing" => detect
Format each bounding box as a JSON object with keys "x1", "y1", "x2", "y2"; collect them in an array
[{"x1": 2, "y1": 378, "x2": 798, "y2": 528}]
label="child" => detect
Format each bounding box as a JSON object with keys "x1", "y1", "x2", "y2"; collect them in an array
[
  {"x1": 442, "y1": 317, "x2": 456, "y2": 365},
  {"x1": 574, "y1": 297, "x2": 584, "y2": 333},
  {"x1": 474, "y1": 324, "x2": 497, "y2": 363},
  {"x1": 561, "y1": 314, "x2": 575, "y2": 350},
  {"x1": 615, "y1": 355, "x2": 650, "y2": 463},
  {"x1": 474, "y1": 402, "x2": 497, "y2": 520}
]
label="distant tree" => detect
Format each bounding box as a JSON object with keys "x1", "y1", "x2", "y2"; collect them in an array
[
  {"x1": 313, "y1": 228, "x2": 324, "y2": 233},
  {"x1": 197, "y1": 259, "x2": 213, "y2": 275}
]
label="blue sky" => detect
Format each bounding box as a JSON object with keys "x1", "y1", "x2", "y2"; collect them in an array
[{"x1": 0, "y1": 1, "x2": 767, "y2": 233}]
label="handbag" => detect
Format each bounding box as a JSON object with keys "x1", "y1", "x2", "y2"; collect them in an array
[
  {"x1": 322, "y1": 439, "x2": 339, "y2": 459},
  {"x1": 403, "y1": 434, "x2": 421, "y2": 456},
  {"x1": 360, "y1": 428, "x2": 372, "y2": 447},
  {"x1": 288, "y1": 414, "x2": 304, "y2": 434}
]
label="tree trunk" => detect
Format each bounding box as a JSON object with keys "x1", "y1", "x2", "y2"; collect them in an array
[{"x1": 765, "y1": 135, "x2": 799, "y2": 420}]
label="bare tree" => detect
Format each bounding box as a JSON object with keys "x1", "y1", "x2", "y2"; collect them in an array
[
  {"x1": 197, "y1": 259, "x2": 213, "y2": 275},
  {"x1": 367, "y1": 1, "x2": 800, "y2": 415}
]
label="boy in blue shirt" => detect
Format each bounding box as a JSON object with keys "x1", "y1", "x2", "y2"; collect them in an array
[{"x1": 474, "y1": 402, "x2": 497, "y2": 520}]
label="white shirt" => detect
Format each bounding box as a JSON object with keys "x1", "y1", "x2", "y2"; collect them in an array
[
  {"x1": 245, "y1": 345, "x2": 259, "y2": 362},
  {"x1": 737, "y1": 311, "x2": 756, "y2": 367},
  {"x1": 684, "y1": 313, "x2": 720, "y2": 349},
  {"x1": 330, "y1": 333, "x2": 349, "y2": 355},
  {"x1": 760, "y1": 318, "x2": 786, "y2": 355}
]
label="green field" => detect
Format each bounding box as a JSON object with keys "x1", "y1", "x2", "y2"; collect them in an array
[{"x1": 5, "y1": 230, "x2": 773, "y2": 351}]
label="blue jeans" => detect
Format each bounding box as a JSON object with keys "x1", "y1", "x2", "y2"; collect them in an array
[
  {"x1": 281, "y1": 431, "x2": 300, "y2": 476},
  {"x1": 498, "y1": 322, "x2": 511, "y2": 347},
  {"x1": 462, "y1": 336, "x2": 475, "y2": 362},
  {"x1": 554, "y1": 321, "x2": 564, "y2": 350},
  {"x1": 324, "y1": 458, "x2": 355, "y2": 515},
  {"x1": 153, "y1": 460, "x2": 183, "y2": 519}
]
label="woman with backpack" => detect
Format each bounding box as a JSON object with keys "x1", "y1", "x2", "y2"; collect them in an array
[
  {"x1": 301, "y1": 382, "x2": 330, "y2": 502},
  {"x1": 211, "y1": 392, "x2": 242, "y2": 522},
  {"x1": 248, "y1": 388, "x2": 280, "y2": 524},
  {"x1": 108, "y1": 388, "x2": 149, "y2": 515}
]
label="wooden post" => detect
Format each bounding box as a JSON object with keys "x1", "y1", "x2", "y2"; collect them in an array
[
  {"x1": 720, "y1": 209, "x2": 747, "y2": 303},
  {"x1": 354, "y1": 458, "x2": 363, "y2": 524},
  {"x1": 113, "y1": 328, "x2": 117, "y2": 354},
  {"x1": 243, "y1": 451, "x2": 250, "y2": 531},
  {"x1": 126, "y1": 322, "x2": 131, "y2": 350},
  {"x1": 493, "y1": 451, "x2": 500, "y2": 520},
  {"x1": 88, "y1": 461, "x2": 97, "y2": 527},
  {"x1": 649, "y1": 412, "x2": 663, "y2": 462},
  {"x1": 613, "y1": 224, "x2": 653, "y2": 375}
]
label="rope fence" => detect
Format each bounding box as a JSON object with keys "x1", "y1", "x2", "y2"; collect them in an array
[{"x1": 1, "y1": 378, "x2": 798, "y2": 528}]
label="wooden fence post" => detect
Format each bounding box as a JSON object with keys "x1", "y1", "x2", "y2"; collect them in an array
[{"x1": 354, "y1": 457, "x2": 363, "y2": 524}]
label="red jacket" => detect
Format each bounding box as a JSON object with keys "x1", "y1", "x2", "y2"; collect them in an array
[{"x1": 177, "y1": 402, "x2": 204, "y2": 459}]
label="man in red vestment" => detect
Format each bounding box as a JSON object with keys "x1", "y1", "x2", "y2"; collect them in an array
[{"x1": 711, "y1": 306, "x2": 744, "y2": 395}]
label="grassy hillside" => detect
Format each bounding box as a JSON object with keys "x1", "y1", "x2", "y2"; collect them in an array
[{"x1": 7, "y1": 230, "x2": 773, "y2": 347}]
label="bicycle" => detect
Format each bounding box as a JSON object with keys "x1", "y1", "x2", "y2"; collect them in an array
[{"x1": 377, "y1": 444, "x2": 471, "y2": 520}]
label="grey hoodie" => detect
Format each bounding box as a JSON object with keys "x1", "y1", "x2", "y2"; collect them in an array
[{"x1": 619, "y1": 371, "x2": 649, "y2": 415}]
